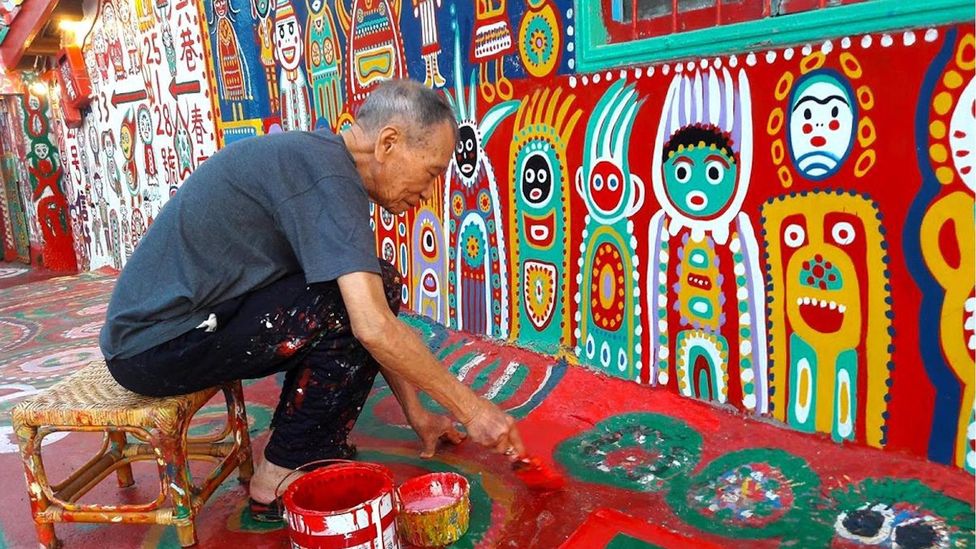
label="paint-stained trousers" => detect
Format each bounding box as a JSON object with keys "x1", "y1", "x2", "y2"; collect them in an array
[{"x1": 107, "y1": 261, "x2": 402, "y2": 469}]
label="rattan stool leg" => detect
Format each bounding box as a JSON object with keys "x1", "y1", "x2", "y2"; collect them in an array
[
  {"x1": 155, "y1": 427, "x2": 198, "y2": 547},
  {"x1": 227, "y1": 383, "x2": 254, "y2": 482},
  {"x1": 108, "y1": 431, "x2": 135, "y2": 488},
  {"x1": 14, "y1": 423, "x2": 62, "y2": 549}
]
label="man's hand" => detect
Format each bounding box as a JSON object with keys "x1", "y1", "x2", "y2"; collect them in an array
[
  {"x1": 462, "y1": 398, "x2": 525, "y2": 460},
  {"x1": 406, "y1": 408, "x2": 466, "y2": 458}
]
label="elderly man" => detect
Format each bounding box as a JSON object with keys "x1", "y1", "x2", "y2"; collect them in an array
[{"x1": 99, "y1": 80, "x2": 524, "y2": 520}]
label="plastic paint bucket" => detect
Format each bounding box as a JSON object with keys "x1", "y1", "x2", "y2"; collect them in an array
[
  {"x1": 282, "y1": 461, "x2": 399, "y2": 549},
  {"x1": 396, "y1": 472, "x2": 470, "y2": 547}
]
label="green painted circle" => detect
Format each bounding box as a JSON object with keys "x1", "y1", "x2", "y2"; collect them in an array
[
  {"x1": 828, "y1": 478, "x2": 975, "y2": 548},
  {"x1": 666, "y1": 448, "x2": 826, "y2": 542},
  {"x1": 556, "y1": 413, "x2": 702, "y2": 492}
]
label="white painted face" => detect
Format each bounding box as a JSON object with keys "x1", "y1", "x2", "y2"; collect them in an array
[
  {"x1": 274, "y1": 11, "x2": 302, "y2": 71},
  {"x1": 950, "y1": 77, "x2": 975, "y2": 192},
  {"x1": 789, "y1": 74, "x2": 856, "y2": 180}
]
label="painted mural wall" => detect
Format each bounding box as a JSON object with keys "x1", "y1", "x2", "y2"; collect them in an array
[
  {"x1": 47, "y1": 0, "x2": 219, "y2": 271},
  {"x1": 24, "y1": 0, "x2": 975, "y2": 472}
]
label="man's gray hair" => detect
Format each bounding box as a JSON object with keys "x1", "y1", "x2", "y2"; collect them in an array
[{"x1": 356, "y1": 79, "x2": 458, "y2": 144}]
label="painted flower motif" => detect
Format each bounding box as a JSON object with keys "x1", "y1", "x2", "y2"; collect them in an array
[
  {"x1": 529, "y1": 28, "x2": 549, "y2": 60},
  {"x1": 460, "y1": 223, "x2": 486, "y2": 268}
]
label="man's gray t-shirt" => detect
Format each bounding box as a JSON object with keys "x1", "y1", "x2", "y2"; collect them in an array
[{"x1": 100, "y1": 130, "x2": 381, "y2": 360}]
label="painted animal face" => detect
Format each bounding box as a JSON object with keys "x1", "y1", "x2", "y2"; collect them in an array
[
  {"x1": 274, "y1": 11, "x2": 302, "y2": 71},
  {"x1": 663, "y1": 144, "x2": 738, "y2": 219},
  {"x1": 587, "y1": 159, "x2": 626, "y2": 215},
  {"x1": 789, "y1": 72, "x2": 856, "y2": 180},
  {"x1": 454, "y1": 124, "x2": 479, "y2": 179}
]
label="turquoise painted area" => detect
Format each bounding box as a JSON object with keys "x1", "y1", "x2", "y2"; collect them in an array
[
  {"x1": 606, "y1": 534, "x2": 662, "y2": 549},
  {"x1": 576, "y1": 0, "x2": 974, "y2": 72},
  {"x1": 788, "y1": 334, "x2": 818, "y2": 433},
  {"x1": 832, "y1": 348, "x2": 859, "y2": 443}
]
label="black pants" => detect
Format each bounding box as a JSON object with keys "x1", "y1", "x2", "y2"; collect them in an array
[{"x1": 107, "y1": 261, "x2": 402, "y2": 469}]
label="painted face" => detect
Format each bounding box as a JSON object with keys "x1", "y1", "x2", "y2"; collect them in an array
[
  {"x1": 103, "y1": 4, "x2": 117, "y2": 39},
  {"x1": 274, "y1": 11, "x2": 302, "y2": 71},
  {"x1": 519, "y1": 151, "x2": 556, "y2": 249},
  {"x1": 663, "y1": 144, "x2": 738, "y2": 219},
  {"x1": 214, "y1": 0, "x2": 228, "y2": 17},
  {"x1": 137, "y1": 106, "x2": 152, "y2": 143},
  {"x1": 520, "y1": 152, "x2": 552, "y2": 208},
  {"x1": 454, "y1": 124, "x2": 478, "y2": 179},
  {"x1": 781, "y1": 210, "x2": 864, "y2": 345},
  {"x1": 176, "y1": 126, "x2": 191, "y2": 163},
  {"x1": 33, "y1": 143, "x2": 49, "y2": 159},
  {"x1": 119, "y1": 125, "x2": 132, "y2": 158},
  {"x1": 789, "y1": 73, "x2": 856, "y2": 180},
  {"x1": 588, "y1": 159, "x2": 626, "y2": 214}
]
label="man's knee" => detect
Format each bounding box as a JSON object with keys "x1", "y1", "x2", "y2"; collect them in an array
[{"x1": 378, "y1": 260, "x2": 402, "y2": 315}]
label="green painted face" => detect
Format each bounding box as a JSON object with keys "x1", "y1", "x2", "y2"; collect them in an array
[{"x1": 663, "y1": 144, "x2": 738, "y2": 219}]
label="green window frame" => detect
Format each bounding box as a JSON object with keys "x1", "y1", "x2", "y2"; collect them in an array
[{"x1": 575, "y1": 0, "x2": 975, "y2": 73}]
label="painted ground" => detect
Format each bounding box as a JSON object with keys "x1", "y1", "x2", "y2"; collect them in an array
[{"x1": 0, "y1": 271, "x2": 973, "y2": 548}]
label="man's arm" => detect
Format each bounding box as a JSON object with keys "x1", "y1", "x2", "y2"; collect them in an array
[{"x1": 337, "y1": 271, "x2": 524, "y2": 456}]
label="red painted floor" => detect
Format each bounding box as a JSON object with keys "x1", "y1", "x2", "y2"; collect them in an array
[{"x1": 0, "y1": 272, "x2": 973, "y2": 548}]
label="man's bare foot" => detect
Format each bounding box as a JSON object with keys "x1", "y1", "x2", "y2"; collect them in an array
[{"x1": 249, "y1": 458, "x2": 302, "y2": 504}]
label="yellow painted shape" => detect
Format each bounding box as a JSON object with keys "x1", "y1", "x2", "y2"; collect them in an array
[
  {"x1": 919, "y1": 190, "x2": 976, "y2": 467},
  {"x1": 762, "y1": 193, "x2": 891, "y2": 446}
]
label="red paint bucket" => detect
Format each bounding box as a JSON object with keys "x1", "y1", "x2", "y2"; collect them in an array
[{"x1": 282, "y1": 461, "x2": 399, "y2": 549}]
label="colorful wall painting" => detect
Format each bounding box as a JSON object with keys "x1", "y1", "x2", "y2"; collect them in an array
[
  {"x1": 20, "y1": 76, "x2": 77, "y2": 272},
  {"x1": 508, "y1": 86, "x2": 580, "y2": 351},
  {"x1": 646, "y1": 66, "x2": 769, "y2": 414},
  {"x1": 3, "y1": 0, "x2": 968, "y2": 472},
  {"x1": 904, "y1": 28, "x2": 976, "y2": 472},
  {"x1": 51, "y1": 0, "x2": 219, "y2": 271},
  {"x1": 443, "y1": 18, "x2": 518, "y2": 339},
  {"x1": 574, "y1": 79, "x2": 644, "y2": 378}
]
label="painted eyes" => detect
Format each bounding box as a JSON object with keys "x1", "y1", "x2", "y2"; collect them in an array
[
  {"x1": 673, "y1": 161, "x2": 692, "y2": 183},
  {"x1": 832, "y1": 221, "x2": 856, "y2": 245},
  {"x1": 784, "y1": 223, "x2": 806, "y2": 248},
  {"x1": 705, "y1": 160, "x2": 725, "y2": 184},
  {"x1": 524, "y1": 169, "x2": 547, "y2": 184},
  {"x1": 458, "y1": 138, "x2": 473, "y2": 152},
  {"x1": 421, "y1": 229, "x2": 436, "y2": 254},
  {"x1": 606, "y1": 174, "x2": 619, "y2": 191}
]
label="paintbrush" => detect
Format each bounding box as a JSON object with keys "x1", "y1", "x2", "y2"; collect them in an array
[{"x1": 511, "y1": 455, "x2": 565, "y2": 491}]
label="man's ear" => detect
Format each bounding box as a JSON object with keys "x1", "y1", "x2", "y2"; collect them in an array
[{"x1": 374, "y1": 125, "x2": 400, "y2": 161}]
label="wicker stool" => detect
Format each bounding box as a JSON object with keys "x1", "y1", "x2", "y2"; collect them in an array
[{"x1": 11, "y1": 360, "x2": 254, "y2": 548}]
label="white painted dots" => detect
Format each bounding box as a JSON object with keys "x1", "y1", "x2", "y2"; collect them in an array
[
  {"x1": 841, "y1": 37, "x2": 851, "y2": 49},
  {"x1": 746, "y1": 52, "x2": 757, "y2": 66},
  {"x1": 765, "y1": 50, "x2": 777, "y2": 64},
  {"x1": 729, "y1": 55, "x2": 738, "y2": 68},
  {"x1": 801, "y1": 44, "x2": 813, "y2": 56},
  {"x1": 880, "y1": 34, "x2": 893, "y2": 47},
  {"x1": 903, "y1": 31, "x2": 916, "y2": 46},
  {"x1": 784, "y1": 48, "x2": 795, "y2": 61},
  {"x1": 861, "y1": 35, "x2": 873, "y2": 48},
  {"x1": 925, "y1": 28, "x2": 939, "y2": 42},
  {"x1": 821, "y1": 40, "x2": 833, "y2": 55},
  {"x1": 569, "y1": 76, "x2": 577, "y2": 89}
]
